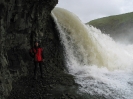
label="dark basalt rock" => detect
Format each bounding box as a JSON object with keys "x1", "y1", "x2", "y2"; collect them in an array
[{"x1": 0, "y1": 0, "x2": 65, "y2": 98}]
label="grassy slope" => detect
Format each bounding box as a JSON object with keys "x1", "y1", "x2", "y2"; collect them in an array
[
  {"x1": 86, "y1": 12, "x2": 133, "y2": 43},
  {"x1": 86, "y1": 12, "x2": 133, "y2": 35}
]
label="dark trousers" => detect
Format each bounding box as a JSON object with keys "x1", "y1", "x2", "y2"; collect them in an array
[{"x1": 34, "y1": 61, "x2": 43, "y2": 77}]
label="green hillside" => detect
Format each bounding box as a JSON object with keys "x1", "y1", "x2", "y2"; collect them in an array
[{"x1": 86, "y1": 12, "x2": 133, "y2": 43}]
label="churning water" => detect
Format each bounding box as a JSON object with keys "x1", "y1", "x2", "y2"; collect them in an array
[{"x1": 52, "y1": 7, "x2": 133, "y2": 99}]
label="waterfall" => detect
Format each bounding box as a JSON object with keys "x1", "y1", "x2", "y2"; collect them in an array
[{"x1": 51, "y1": 7, "x2": 133, "y2": 99}]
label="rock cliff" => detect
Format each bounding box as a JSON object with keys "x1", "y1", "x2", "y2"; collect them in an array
[{"x1": 0, "y1": 0, "x2": 67, "y2": 98}]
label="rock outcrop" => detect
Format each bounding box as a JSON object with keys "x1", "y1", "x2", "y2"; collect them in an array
[{"x1": 0, "y1": 0, "x2": 68, "y2": 98}]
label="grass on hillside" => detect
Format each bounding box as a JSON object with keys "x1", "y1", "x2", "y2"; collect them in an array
[{"x1": 87, "y1": 12, "x2": 133, "y2": 29}]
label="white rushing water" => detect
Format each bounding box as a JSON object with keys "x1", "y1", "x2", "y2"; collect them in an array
[{"x1": 51, "y1": 7, "x2": 133, "y2": 99}]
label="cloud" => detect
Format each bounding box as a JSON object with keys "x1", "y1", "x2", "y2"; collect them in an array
[{"x1": 56, "y1": 0, "x2": 133, "y2": 23}]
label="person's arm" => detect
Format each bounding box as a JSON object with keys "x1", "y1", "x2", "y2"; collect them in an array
[
  {"x1": 42, "y1": 48, "x2": 44, "y2": 60},
  {"x1": 29, "y1": 48, "x2": 35, "y2": 58}
]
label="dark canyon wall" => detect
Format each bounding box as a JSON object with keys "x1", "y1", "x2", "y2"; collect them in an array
[{"x1": 0, "y1": 0, "x2": 68, "y2": 98}]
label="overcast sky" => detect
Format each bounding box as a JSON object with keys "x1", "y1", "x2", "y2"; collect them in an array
[{"x1": 56, "y1": 0, "x2": 133, "y2": 23}]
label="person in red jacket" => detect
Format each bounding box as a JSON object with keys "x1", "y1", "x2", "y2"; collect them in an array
[{"x1": 29, "y1": 40, "x2": 44, "y2": 79}]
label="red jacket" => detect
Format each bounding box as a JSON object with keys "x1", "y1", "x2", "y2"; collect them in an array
[{"x1": 30, "y1": 47, "x2": 44, "y2": 62}]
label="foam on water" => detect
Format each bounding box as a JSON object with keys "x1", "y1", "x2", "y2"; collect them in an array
[{"x1": 52, "y1": 7, "x2": 133, "y2": 99}]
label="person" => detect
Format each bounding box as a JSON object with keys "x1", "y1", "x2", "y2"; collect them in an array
[{"x1": 29, "y1": 40, "x2": 44, "y2": 79}]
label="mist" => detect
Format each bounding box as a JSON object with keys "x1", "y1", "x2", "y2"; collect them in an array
[{"x1": 109, "y1": 28, "x2": 133, "y2": 45}]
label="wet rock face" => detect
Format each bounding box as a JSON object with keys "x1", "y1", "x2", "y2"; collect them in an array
[{"x1": 0, "y1": 0, "x2": 61, "y2": 98}]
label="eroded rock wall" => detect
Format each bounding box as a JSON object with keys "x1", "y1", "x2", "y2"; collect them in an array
[{"x1": 0, "y1": 0, "x2": 63, "y2": 98}]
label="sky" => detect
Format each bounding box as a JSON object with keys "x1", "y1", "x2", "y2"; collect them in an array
[{"x1": 56, "y1": 0, "x2": 133, "y2": 23}]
